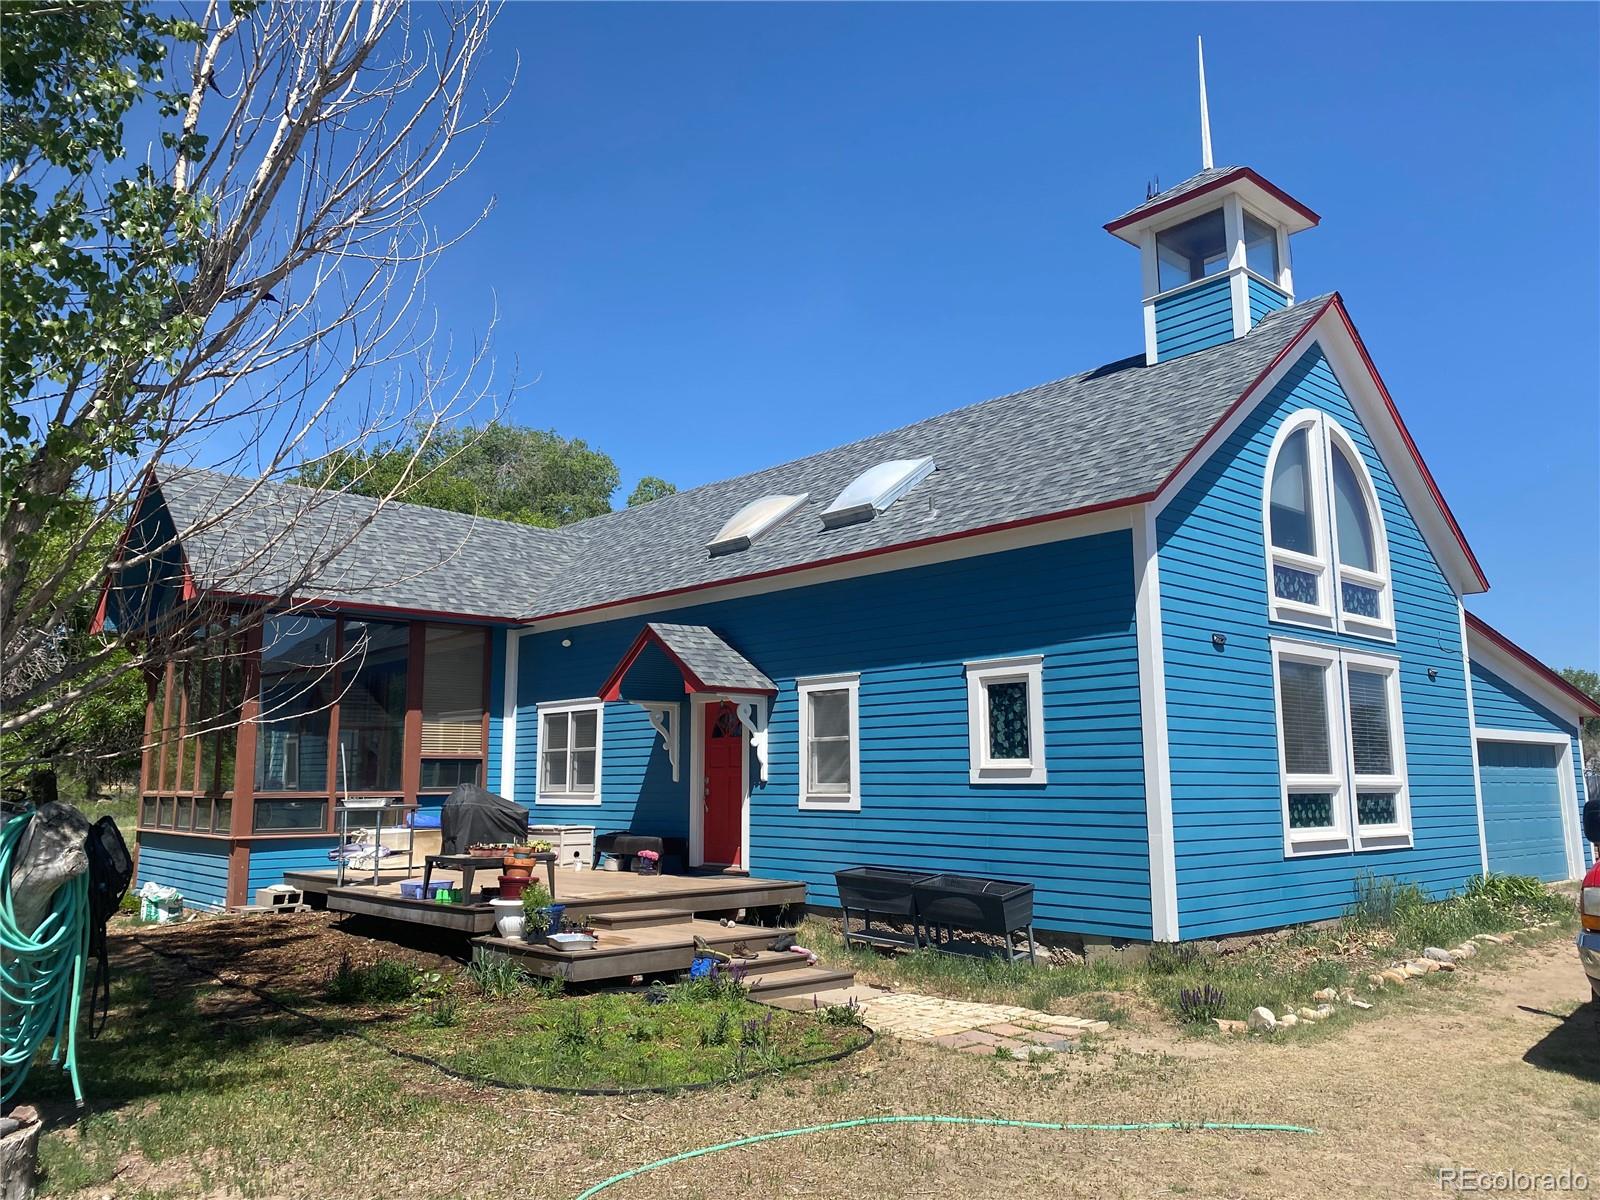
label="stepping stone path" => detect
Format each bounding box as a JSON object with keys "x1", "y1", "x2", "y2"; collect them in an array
[{"x1": 773, "y1": 986, "x2": 1109, "y2": 1057}]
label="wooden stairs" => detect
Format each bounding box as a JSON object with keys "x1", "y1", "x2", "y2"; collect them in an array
[{"x1": 474, "y1": 906, "x2": 854, "y2": 1001}]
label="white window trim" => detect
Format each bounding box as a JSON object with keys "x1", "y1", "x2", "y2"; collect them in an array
[
  {"x1": 1271, "y1": 640, "x2": 1351, "y2": 856},
  {"x1": 796, "y1": 673, "x2": 860, "y2": 811},
  {"x1": 1263, "y1": 412, "x2": 1335, "y2": 629},
  {"x1": 964, "y1": 655, "x2": 1047, "y2": 785},
  {"x1": 1262, "y1": 410, "x2": 1395, "y2": 641},
  {"x1": 1324, "y1": 420, "x2": 1395, "y2": 641},
  {"x1": 1342, "y1": 650, "x2": 1412, "y2": 850},
  {"x1": 534, "y1": 697, "x2": 604, "y2": 806},
  {"x1": 1271, "y1": 638, "x2": 1413, "y2": 857}
]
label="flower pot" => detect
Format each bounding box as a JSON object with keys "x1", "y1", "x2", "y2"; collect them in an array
[
  {"x1": 498, "y1": 875, "x2": 529, "y2": 902},
  {"x1": 489, "y1": 898, "x2": 525, "y2": 939}
]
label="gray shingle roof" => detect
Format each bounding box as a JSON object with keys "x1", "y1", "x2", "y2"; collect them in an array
[
  {"x1": 1107, "y1": 166, "x2": 1244, "y2": 229},
  {"x1": 527, "y1": 296, "x2": 1329, "y2": 617},
  {"x1": 154, "y1": 468, "x2": 586, "y2": 620},
  {"x1": 154, "y1": 297, "x2": 1329, "y2": 623},
  {"x1": 647, "y1": 623, "x2": 775, "y2": 693}
]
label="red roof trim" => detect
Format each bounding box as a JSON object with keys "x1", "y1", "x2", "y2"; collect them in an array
[
  {"x1": 1104, "y1": 167, "x2": 1322, "y2": 235},
  {"x1": 598, "y1": 625, "x2": 708, "y2": 702},
  {"x1": 527, "y1": 495, "x2": 1149, "y2": 625},
  {"x1": 1154, "y1": 296, "x2": 1336, "y2": 497},
  {"x1": 204, "y1": 589, "x2": 523, "y2": 626},
  {"x1": 89, "y1": 468, "x2": 159, "y2": 636},
  {"x1": 1329, "y1": 302, "x2": 1489, "y2": 590},
  {"x1": 1465, "y1": 612, "x2": 1600, "y2": 719}
]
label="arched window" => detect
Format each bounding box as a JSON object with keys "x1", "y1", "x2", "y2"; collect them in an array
[{"x1": 1262, "y1": 411, "x2": 1392, "y2": 637}]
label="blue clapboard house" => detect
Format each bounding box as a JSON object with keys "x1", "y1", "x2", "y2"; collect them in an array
[{"x1": 109, "y1": 158, "x2": 1598, "y2": 944}]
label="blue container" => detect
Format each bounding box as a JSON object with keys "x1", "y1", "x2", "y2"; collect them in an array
[{"x1": 543, "y1": 903, "x2": 567, "y2": 933}]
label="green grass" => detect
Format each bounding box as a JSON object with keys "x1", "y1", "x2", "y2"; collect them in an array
[{"x1": 802, "y1": 872, "x2": 1576, "y2": 1029}]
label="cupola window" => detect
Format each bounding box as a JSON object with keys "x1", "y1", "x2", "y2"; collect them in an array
[
  {"x1": 1154, "y1": 208, "x2": 1228, "y2": 291},
  {"x1": 1243, "y1": 212, "x2": 1280, "y2": 280}
]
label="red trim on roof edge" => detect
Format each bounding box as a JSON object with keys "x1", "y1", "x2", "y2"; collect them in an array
[
  {"x1": 599, "y1": 625, "x2": 708, "y2": 701},
  {"x1": 1154, "y1": 296, "x2": 1336, "y2": 498},
  {"x1": 1465, "y1": 612, "x2": 1600, "y2": 719},
  {"x1": 204, "y1": 589, "x2": 524, "y2": 626},
  {"x1": 1330, "y1": 301, "x2": 1489, "y2": 590},
  {"x1": 1104, "y1": 167, "x2": 1321, "y2": 235},
  {"x1": 1153, "y1": 294, "x2": 1488, "y2": 593},
  {"x1": 89, "y1": 468, "x2": 158, "y2": 636},
  {"x1": 527, "y1": 494, "x2": 1150, "y2": 625}
]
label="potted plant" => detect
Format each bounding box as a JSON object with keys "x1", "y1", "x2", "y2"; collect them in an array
[{"x1": 520, "y1": 881, "x2": 562, "y2": 943}]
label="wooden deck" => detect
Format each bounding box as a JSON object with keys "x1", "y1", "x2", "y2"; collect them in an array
[
  {"x1": 281, "y1": 864, "x2": 848, "y2": 995},
  {"x1": 283, "y1": 865, "x2": 809, "y2": 940}
]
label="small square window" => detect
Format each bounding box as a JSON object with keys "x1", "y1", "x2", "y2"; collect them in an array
[
  {"x1": 964, "y1": 656, "x2": 1047, "y2": 785},
  {"x1": 1243, "y1": 212, "x2": 1280, "y2": 281},
  {"x1": 1155, "y1": 208, "x2": 1228, "y2": 291}
]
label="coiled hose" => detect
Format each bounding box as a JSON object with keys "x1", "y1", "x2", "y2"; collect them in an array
[
  {"x1": 573, "y1": 1115, "x2": 1320, "y2": 1198},
  {"x1": 0, "y1": 810, "x2": 90, "y2": 1106}
]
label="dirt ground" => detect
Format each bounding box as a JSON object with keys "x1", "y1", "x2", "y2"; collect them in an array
[{"x1": 37, "y1": 921, "x2": 1600, "y2": 1199}]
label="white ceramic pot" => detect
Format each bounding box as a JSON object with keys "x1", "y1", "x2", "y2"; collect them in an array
[{"x1": 489, "y1": 898, "x2": 525, "y2": 939}]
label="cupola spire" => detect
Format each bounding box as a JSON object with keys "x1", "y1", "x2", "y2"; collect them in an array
[{"x1": 1197, "y1": 36, "x2": 1214, "y2": 170}]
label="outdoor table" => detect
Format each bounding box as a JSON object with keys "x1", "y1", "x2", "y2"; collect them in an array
[{"x1": 419, "y1": 851, "x2": 557, "y2": 901}]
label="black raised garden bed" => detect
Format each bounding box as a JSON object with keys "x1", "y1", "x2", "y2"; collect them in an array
[
  {"x1": 834, "y1": 866, "x2": 935, "y2": 950},
  {"x1": 911, "y1": 873, "x2": 1036, "y2": 963}
]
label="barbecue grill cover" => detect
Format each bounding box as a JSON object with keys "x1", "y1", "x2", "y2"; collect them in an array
[{"x1": 439, "y1": 783, "x2": 528, "y2": 855}]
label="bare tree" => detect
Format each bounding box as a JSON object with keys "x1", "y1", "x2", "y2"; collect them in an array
[{"x1": 1, "y1": 0, "x2": 512, "y2": 765}]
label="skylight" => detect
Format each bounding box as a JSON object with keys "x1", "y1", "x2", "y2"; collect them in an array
[
  {"x1": 707, "y1": 494, "x2": 808, "y2": 556},
  {"x1": 821, "y1": 457, "x2": 936, "y2": 529}
]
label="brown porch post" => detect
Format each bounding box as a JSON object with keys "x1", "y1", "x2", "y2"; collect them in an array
[
  {"x1": 227, "y1": 622, "x2": 262, "y2": 907},
  {"x1": 402, "y1": 621, "x2": 424, "y2": 807}
]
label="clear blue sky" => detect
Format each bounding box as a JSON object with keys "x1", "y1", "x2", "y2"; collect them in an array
[{"x1": 422, "y1": 2, "x2": 1598, "y2": 669}]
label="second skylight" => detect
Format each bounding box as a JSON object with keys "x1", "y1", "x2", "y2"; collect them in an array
[{"x1": 821, "y1": 457, "x2": 935, "y2": 529}]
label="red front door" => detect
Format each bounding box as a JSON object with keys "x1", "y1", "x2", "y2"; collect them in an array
[{"x1": 703, "y1": 702, "x2": 744, "y2": 867}]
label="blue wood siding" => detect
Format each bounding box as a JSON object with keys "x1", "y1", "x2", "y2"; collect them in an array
[
  {"x1": 1154, "y1": 275, "x2": 1235, "y2": 362},
  {"x1": 511, "y1": 531, "x2": 1152, "y2": 938},
  {"x1": 1157, "y1": 345, "x2": 1482, "y2": 938},
  {"x1": 136, "y1": 834, "x2": 231, "y2": 908},
  {"x1": 1247, "y1": 277, "x2": 1288, "y2": 327},
  {"x1": 1477, "y1": 741, "x2": 1569, "y2": 881},
  {"x1": 246, "y1": 837, "x2": 340, "y2": 894},
  {"x1": 1470, "y1": 661, "x2": 1591, "y2": 869}
]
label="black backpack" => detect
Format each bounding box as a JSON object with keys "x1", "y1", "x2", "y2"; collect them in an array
[{"x1": 83, "y1": 816, "x2": 134, "y2": 1035}]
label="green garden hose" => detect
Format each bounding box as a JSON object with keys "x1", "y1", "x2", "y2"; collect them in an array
[
  {"x1": 572, "y1": 1114, "x2": 1320, "y2": 1198},
  {"x1": 0, "y1": 810, "x2": 90, "y2": 1106}
]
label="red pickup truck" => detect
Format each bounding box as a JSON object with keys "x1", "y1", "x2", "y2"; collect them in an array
[{"x1": 1580, "y1": 801, "x2": 1600, "y2": 1001}]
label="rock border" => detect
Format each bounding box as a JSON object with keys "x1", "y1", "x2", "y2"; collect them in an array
[{"x1": 1213, "y1": 924, "x2": 1549, "y2": 1037}]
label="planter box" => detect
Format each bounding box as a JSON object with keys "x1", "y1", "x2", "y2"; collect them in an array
[
  {"x1": 911, "y1": 874, "x2": 1036, "y2": 962},
  {"x1": 834, "y1": 866, "x2": 936, "y2": 949}
]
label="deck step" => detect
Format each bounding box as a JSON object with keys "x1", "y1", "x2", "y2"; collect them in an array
[
  {"x1": 743, "y1": 965, "x2": 857, "y2": 1001},
  {"x1": 726, "y1": 949, "x2": 817, "y2": 977},
  {"x1": 584, "y1": 908, "x2": 694, "y2": 930},
  {"x1": 689, "y1": 921, "x2": 796, "y2": 953}
]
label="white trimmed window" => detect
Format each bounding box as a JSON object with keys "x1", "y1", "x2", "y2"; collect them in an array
[
  {"x1": 1263, "y1": 410, "x2": 1393, "y2": 639},
  {"x1": 1271, "y1": 639, "x2": 1410, "y2": 856},
  {"x1": 797, "y1": 673, "x2": 860, "y2": 810},
  {"x1": 536, "y1": 699, "x2": 603, "y2": 805},
  {"x1": 964, "y1": 655, "x2": 1047, "y2": 785}
]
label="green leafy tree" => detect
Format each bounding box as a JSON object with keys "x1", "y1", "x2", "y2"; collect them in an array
[
  {"x1": 1559, "y1": 667, "x2": 1600, "y2": 775},
  {"x1": 2, "y1": 1, "x2": 502, "y2": 768},
  {"x1": 627, "y1": 475, "x2": 678, "y2": 508},
  {"x1": 298, "y1": 424, "x2": 627, "y2": 528}
]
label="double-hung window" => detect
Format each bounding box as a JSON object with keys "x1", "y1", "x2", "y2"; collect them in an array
[
  {"x1": 1272, "y1": 639, "x2": 1410, "y2": 856},
  {"x1": 964, "y1": 655, "x2": 1047, "y2": 784},
  {"x1": 1264, "y1": 410, "x2": 1393, "y2": 638},
  {"x1": 536, "y1": 700, "x2": 603, "y2": 805},
  {"x1": 797, "y1": 674, "x2": 860, "y2": 810}
]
